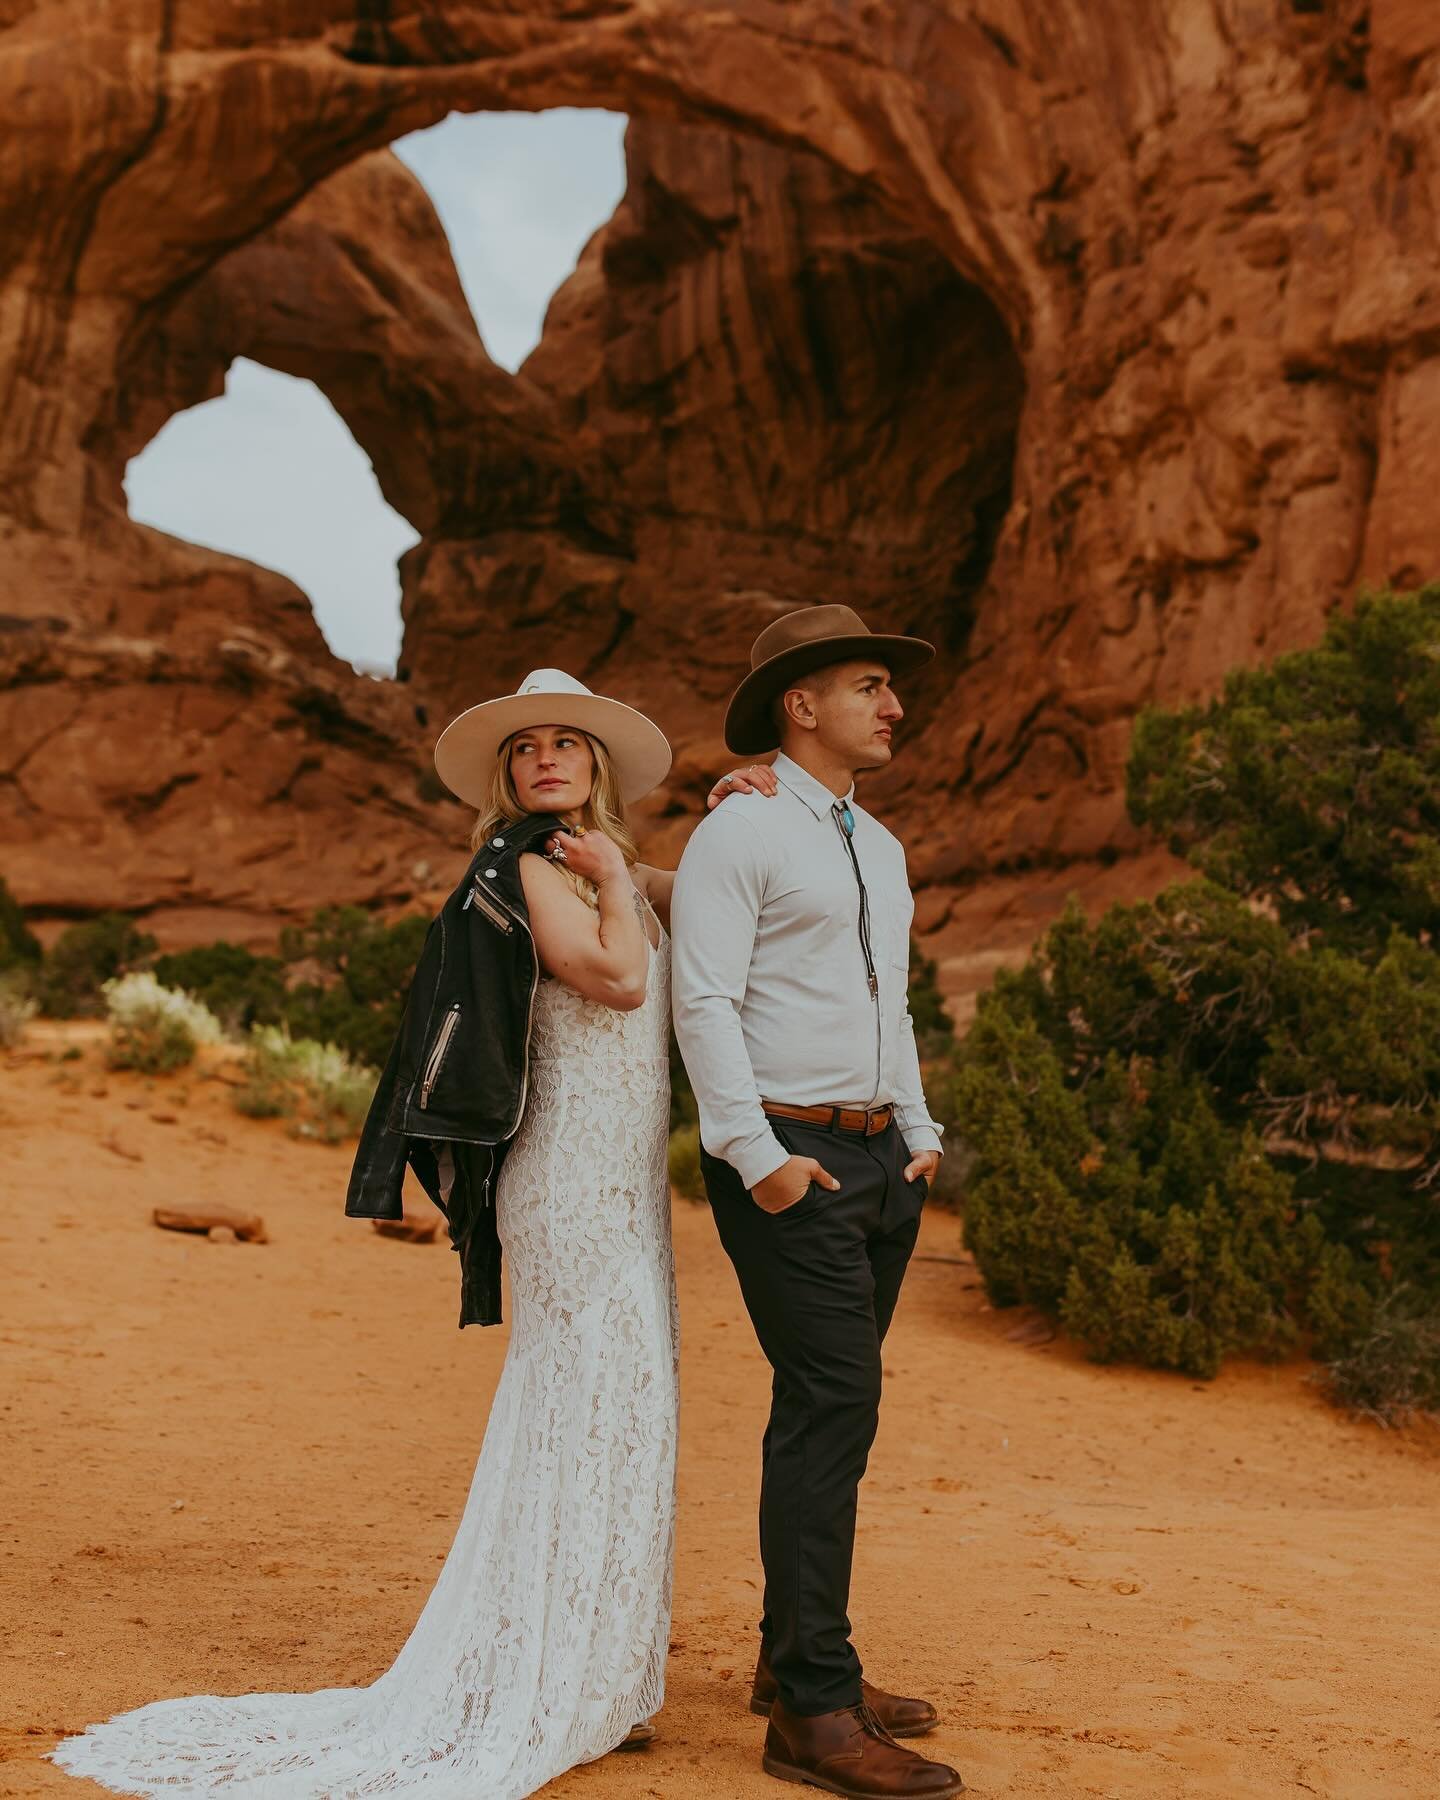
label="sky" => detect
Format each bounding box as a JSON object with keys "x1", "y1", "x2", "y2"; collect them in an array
[{"x1": 124, "y1": 109, "x2": 629, "y2": 676}]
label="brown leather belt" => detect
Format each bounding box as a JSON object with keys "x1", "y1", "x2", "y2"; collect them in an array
[{"x1": 762, "y1": 1099, "x2": 894, "y2": 1137}]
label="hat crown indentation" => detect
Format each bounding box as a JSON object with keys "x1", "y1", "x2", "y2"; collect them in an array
[
  {"x1": 751, "y1": 604, "x2": 871, "y2": 670},
  {"x1": 517, "y1": 667, "x2": 592, "y2": 698}
]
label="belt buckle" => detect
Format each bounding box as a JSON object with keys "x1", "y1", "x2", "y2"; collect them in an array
[{"x1": 865, "y1": 1105, "x2": 889, "y2": 1136}]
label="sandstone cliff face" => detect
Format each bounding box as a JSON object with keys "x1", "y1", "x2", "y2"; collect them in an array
[
  {"x1": 1, "y1": 152, "x2": 490, "y2": 940},
  {"x1": 401, "y1": 118, "x2": 1022, "y2": 873},
  {"x1": 2, "y1": 3, "x2": 1438, "y2": 947}
]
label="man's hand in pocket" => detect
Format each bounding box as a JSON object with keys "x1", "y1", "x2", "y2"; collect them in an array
[
  {"x1": 751, "y1": 1155, "x2": 840, "y2": 1215},
  {"x1": 905, "y1": 1149, "x2": 941, "y2": 1185}
]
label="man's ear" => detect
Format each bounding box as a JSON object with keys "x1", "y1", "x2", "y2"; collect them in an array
[{"x1": 779, "y1": 685, "x2": 817, "y2": 732}]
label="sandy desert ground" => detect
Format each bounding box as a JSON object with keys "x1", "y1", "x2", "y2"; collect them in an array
[{"x1": 2, "y1": 1030, "x2": 1437, "y2": 1799}]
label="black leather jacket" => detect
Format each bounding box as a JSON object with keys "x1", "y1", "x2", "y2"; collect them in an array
[{"x1": 345, "y1": 809, "x2": 566, "y2": 1327}]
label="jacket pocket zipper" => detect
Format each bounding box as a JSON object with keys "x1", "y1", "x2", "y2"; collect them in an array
[
  {"x1": 419, "y1": 1003, "x2": 461, "y2": 1110},
  {"x1": 465, "y1": 882, "x2": 513, "y2": 933}
]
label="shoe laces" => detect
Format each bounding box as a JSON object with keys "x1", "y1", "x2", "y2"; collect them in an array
[{"x1": 853, "y1": 1699, "x2": 901, "y2": 1749}]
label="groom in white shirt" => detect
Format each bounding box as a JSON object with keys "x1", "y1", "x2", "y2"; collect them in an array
[{"x1": 672, "y1": 606, "x2": 965, "y2": 1799}]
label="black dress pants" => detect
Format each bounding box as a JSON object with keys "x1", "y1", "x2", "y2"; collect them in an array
[{"x1": 701, "y1": 1116, "x2": 925, "y2": 1717}]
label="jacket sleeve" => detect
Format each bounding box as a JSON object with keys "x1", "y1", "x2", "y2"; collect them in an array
[
  {"x1": 344, "y1": 1025, "x2": 407, "y2": 1219},
  {"x1": 671, "y1": 807, "x2": 789, "y2": 1191}
]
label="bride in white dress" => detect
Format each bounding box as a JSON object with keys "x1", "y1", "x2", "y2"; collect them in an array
[{"x1": 50, "y1": 674, "x2": 775, "y2": 1799}]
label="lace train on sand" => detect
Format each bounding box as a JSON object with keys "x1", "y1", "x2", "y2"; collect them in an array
[{"x1": 51, "y1": 930, "x2": 679, "y2": 1798}]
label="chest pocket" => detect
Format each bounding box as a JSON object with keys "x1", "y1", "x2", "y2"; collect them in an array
[
  {"x1": 888, "y1": 894, "x2": 914, "y2": 972},
  {"x1": 465, "y1": 881, "x2": 514, "y2": 934}
]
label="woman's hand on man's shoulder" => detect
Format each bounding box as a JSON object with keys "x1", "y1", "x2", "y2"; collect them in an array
[{"x1": 705, "y1": 762, "x2": 779, "y2": 811}]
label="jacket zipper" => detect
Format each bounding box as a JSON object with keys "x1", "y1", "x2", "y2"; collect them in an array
[
  {"x1": 418, "y1": 1002, "x2": 461, "y2": 1110},
  {"x1": 415, "y1": 868, "x2": 538, "y2": 1134},
  {"x1": 465, "y1": 882, "x2": 513, "y2": 933},
  {"x1": 505, "y1": 911, "x2": 541, "y2": 1137},
  {"x1": 474, "y1": 880, "x2": 540, "y2": 1138}
]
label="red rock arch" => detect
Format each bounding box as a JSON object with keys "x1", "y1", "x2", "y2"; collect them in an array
[{"x1": 3, "y1": 3, "x2": 1439, "y2": 937}]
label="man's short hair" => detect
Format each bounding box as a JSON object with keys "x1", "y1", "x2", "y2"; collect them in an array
[{"x1": 771, "y1": 661, "x2": 846, "y2": 735}]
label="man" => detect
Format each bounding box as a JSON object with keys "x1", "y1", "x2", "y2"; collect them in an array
[{"x1": 672, "y1": 605, "x2": 964, "y2": 1798}]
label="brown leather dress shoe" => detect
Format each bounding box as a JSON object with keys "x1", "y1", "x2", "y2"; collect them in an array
[
  {"x1": 762, "y1": 1699, "x2": 964, "y2": 1798},
  {"x1": 750, "y1": 1644, "x2": 939, "y2": 1738}
]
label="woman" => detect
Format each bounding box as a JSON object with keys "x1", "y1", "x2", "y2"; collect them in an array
[{"x1": 51, "y1": 669, "x2": 775, "y2": 1799}]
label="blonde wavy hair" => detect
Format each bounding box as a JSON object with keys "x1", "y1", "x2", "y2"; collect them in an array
[{"x1": 469, "y1": 727, "x2": 638, "y2": 909}]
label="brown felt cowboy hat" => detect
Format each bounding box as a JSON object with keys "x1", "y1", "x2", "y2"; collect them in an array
[{"x1": 723, "y1": 604, "x2": 936, "y2": 755}]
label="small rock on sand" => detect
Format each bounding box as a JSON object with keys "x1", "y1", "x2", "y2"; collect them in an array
[
  {"x1": 207, "y1": 1226, "x2": 238, "y2": 1245},
  {"x1": 373, "y1": 1215, "x2": 443, "y2": 1245},
  {"x1": 153, "y1": 1204, "x2": 267, "y2": 1243}
]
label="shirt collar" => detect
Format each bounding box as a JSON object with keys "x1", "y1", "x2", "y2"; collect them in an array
[{"x1": 772, "y1": 752, "x2": 856, "y2": 821}]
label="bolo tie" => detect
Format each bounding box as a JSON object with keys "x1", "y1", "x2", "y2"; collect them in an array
[{"x1": 832, "y1": 800, "x2": 879, "y2": 997}]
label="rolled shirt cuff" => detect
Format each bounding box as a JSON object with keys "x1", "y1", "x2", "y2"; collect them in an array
[
  {"x1": 729, "y1": 1130, "x2": 791, "y2": 1191},
  {"x1": 900, "y1": 1123, "x2": 944, "y2": 1158}
]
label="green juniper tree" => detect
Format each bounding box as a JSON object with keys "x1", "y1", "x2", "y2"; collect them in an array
[
  {"x1": 946, "y1": 589, "x2": 1440, "y2": 1412},
  {"x1": 1127, "y1": 586, "x2": 1440, "y2": 954}
]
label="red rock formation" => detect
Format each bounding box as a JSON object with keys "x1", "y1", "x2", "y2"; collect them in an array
[
  {"x1": 1, "y1": 153, "x2": 492, "y2": 941},
  {"x1": 402, "y1": 119, "x2": 1022, "y2": 877},
  {"x1": 2, "y1": 2, "x2": 1438, "y2": 955}
]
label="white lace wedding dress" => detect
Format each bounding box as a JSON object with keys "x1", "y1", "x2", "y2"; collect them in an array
[{"x1": 52, "y1": 918, "x2": 679, "y2": 1799}]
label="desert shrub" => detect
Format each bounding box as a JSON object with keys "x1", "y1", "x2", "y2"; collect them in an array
[
  {"x1": 152, "y1": 941, "x2": 287, "y2": 1033},
  {"x1": 951, "y1": 1000, "x2": 1370, "y2": 1377},
  {"x1": 232, "y1": 1024, "x2": 376, "y2": 1142},
  {"x1": 1319, "y1": 1286, "x2": 1440, "y2": 1426},
  {"x1": 38, "y1": 913, "x2": 156, "y2": 1017},
  {"x1": 103, "y1": 972, "x2": 223, "y2": 1074},
  {"x1": 1256, "y1": 929, "x2": 1440, "y2": 1194},
  {"x1": 1000, "y1": 880, "x2": 1289, "y2": 1112},
  {"x1": 1127, "y1": 585, "x2": 1440, "y2": 956},
  {"x1": 947, "y1": 589, "x2": 1440, "y2": 1394},
  {"x1": 668, "y1": 1124, "x2": 704, "y2": 1201},
  {"x1": 231, "y1": 1062, "x2": 292, "y2": 1120},
  {"x1": 0, "y1": 877, "x2": 41, "y2": 972},
  {"x1": 961, "y1": 884, "x2": 1440, "y2": 1203},
  {"x1": 135, "y1": 908, "x2": 421, "y2": 1061},
  {"x1": 0, "y1": 971, "x2": 37, "y2": 1047},
  {"x1": 276, "y1": 906, "x2": 427, "y2": 1068}
]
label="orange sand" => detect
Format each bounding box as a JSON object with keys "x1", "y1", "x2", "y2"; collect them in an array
[{"x1": 2, "y1": 1031, "x2": 1437, "y2": 1799}]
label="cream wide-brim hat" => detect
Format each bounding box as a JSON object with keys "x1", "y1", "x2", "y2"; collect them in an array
[{"x1": 433, "y1": 668, "x2": 673, "y2": 809}]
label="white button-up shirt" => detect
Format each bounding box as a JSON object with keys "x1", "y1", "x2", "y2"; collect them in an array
[{"x1": 671, "y1": 752, "x2": 945, "y2": 1189}]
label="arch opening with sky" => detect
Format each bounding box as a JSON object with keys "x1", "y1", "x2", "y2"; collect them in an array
[{"x1": 124, "y1": 109, "x2": 629, "y2": 675}]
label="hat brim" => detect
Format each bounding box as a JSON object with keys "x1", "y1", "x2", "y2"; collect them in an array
[
  {"x1": 434, "y1": 692, "x2": 673, "y2": 809},
  {"x1": 723, "y1": 634, "x2": 936, "y2": 756}
]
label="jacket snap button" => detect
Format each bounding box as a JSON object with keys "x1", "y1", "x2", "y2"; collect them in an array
[
  {"x1": 485, "y1": 869, "x2": 498, "y2": 878},
  {"x1": 491, "y1": 836, "x2": 505, "y2": 847}
]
